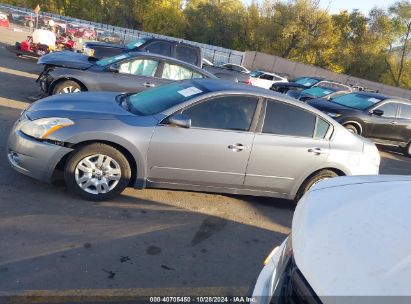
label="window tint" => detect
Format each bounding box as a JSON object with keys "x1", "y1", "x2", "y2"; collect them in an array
[
  {"x1": 182, "y1": 96, "x2": 258, "y2": 131},
  {"x1": 260, "y1": 74, "x2": 274, "y2": 80},
  {"x1": 175, "y1": 45, "x2": 198, "y2": 66},
  {"x1": 119, "y1": 59, "x2": 159, "y2": 76},
  {"x1": 162, "y1": 63, "x2": 202, "y2": 80},
  {"x1": 145, "y1": 41, "x2": 171, "y2": 56},
  {"x1": 263, "y1": 101, "x2": 316, "y2": 137},
  {"x1": 315, "y1": 118, "x2": 330, "y2": 139},
  {"x1": 375, "y1": 102, "x2": 398, "y2": 118},
  {"x1": 399, "y1": 104, "x2": 411, "y2": 119}
]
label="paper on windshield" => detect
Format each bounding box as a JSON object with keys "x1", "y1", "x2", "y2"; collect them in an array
[
  {"x1": 178, "y1": 87, "x2": 203, "y2": 97},
  {"x1": 368, "y1": 98, "x2": 381, "y2": 103},
  {"x1": 323, "y1": 90, "x2": 331, "y2": 95}
]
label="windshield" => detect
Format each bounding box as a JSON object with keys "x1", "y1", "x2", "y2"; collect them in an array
[
  {"x1": 302, "y1": 87, "x2": 336, "y2": 98},
  {"x1": 332, "y1": 93, "x2": 382, "y2": 110},
  {"x1": 250, "y1": 71, "x2": 263, "y2": 77},
  {"x1": 294, "y1": 77, "x2": 320, "y2": 87},
  {"x1": 127, "y1": 82, "x2": 208, "y2": 116},
  {"x1": 95, "y1": 53, "x2": 131, "y2": 66},
  {"x1": 126, "y1": 38, "x2": 147, "y2": 50}
]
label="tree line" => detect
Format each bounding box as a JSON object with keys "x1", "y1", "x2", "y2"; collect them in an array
[{"x1": 3, "y1": 0, "x2": 411, "y2": 89}]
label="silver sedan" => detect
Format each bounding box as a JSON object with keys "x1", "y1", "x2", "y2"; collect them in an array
[{"x1": 7, "y1": 79, "x2": 380, "y2": 201}]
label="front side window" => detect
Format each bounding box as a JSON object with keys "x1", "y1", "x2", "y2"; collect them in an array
[
  {"x1": 399, "y1": 104, "x2": 411, "y2": 119},
  {"x1": 375, "y1": 102, "x2": 398, "y2": 118},
  {"x1": 263, "y1": 100, "x2": 316, "y2": 138},
  {"x1": 162, "y1": 63, "x2": 200, "y2": 80},
  {"x1": 260, "y1": 74, "x2": 274, "y2": 80},
  {"x1": 182, "y1": 95, "x2": 258, "y2": 131},
  {"x1": 119, "y1": 59, "x2": 159, "y2": 77}
]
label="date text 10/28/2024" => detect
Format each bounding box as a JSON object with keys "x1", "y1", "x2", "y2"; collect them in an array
[{"x1": 150, "y1": 297, "x2": 257, "y2": 303}]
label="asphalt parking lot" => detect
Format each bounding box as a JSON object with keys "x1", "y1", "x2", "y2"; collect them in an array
[{"x1": 0, "y1": 26, "x2": 411, "y2": 301}]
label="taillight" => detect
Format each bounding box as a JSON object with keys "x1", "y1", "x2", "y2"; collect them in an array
[{"x1": 245, "y1": 78, "x2": 252, "y2": 85}]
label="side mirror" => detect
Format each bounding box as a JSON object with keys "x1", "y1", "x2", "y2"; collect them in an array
[
  {"x1": 108, "y1": 63, "x2": 119, "y2": 73},
  {"x1": 168, "y1": 114, "x2": 191, "y2": 128},
  {"x1": 370, "y1": 109, "x2": 384, "y2": 116}
]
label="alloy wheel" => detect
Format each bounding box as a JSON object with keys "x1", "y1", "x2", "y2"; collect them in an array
[{"x1": 60, "y1": 86, "x2": 81, "y2": 94}]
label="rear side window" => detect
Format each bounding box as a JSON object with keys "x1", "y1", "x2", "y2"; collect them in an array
[
  {"x1": 162, "y1": 63, "x2": 203, "y2": 80},
  {"x1": 145, "y1": 41, "x2": 172, "y2": 57},
  {"x1": 182, "y1": 95, "x2": 258, "y2": 131},
  {"x1": 399, "y1": 104, "x2": 411, "y2": 119},
  {"x1": 176, "y1": 45, "x2": 198, "y2": 66},
  {"x1": 260, "y1": 74, "x2": 274, "y2": 80},
  {"x1": 263, "y1": 101, "x2": 316, "y2": 138},
  {"x1": 315, "y1": 118, "x2": 331, "y2": 139}
]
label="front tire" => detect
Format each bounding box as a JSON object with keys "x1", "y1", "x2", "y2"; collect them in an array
[
  {"x1": 64, "y1": 143, "x2": 131, "y2": 201},
  {"x1": 52, "y1": 80, "x2": 82, "y2": 95},
  {"x1": 295, "y1": 170, "x2": 338, "y2": 203}
]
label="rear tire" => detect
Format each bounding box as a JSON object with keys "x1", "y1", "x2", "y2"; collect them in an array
[
  {"x1": 404, "y1": 142, "x2": 411, "y2": 158},
  {"x1": 344, "y1": 124, "x2": 359, "y2": 134},
  {"x1": 52, "y1": 80, "x2": 82, "y2": 95},
  {"x1": 64, "y1": 143, "x2": 131, "y2": 201},
  {"x1": 294, "y1": 170, "x2": 338, "y2": 203}
]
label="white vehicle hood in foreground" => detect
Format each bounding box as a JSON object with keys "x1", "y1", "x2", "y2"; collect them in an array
[{"x1": 293, "y1": 175, "x2": 411, "y2": 298}]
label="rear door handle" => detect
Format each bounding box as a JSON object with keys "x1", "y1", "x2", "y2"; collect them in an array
[
  {"x1": 390, "y1": 121, "x2": 398, "y2": 125},
  {"x1": 143, "y1": 82, "x2": 155, "y2": 88},
  {"x1": 228, "y1": 143, "x2": 245, "y2": 152},
  {"x1": 308, "y1": 148, "x2": 327, "y2": 155}
]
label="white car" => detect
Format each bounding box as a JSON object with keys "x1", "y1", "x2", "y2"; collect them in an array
[
  {"x1": 250, "y1": 71, "x2": 288, "y2": 89},
  {"x1": 251, "y1": 175, "x2": 411, "y2": 304}
]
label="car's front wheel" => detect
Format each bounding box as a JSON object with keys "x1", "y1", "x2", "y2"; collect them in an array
[
  {"x1": 64, "y1": 143, "x2": 131, "y2": 200},
  {"x1": 53, "y1": 80, "x2": 82, "y2": 95},
  {"x1": 344, "y1": 123, "x2": 359, "y2": 134}
]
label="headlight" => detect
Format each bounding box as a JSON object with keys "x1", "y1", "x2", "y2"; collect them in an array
[
  {"x1": 326, "y1": 112, "x2": 341, "y2": 118},
  {"x1": 20, "y1": 117, "x2": 74, "y2": 139}
]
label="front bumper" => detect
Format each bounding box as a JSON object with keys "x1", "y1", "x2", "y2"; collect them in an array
[{"x1": 7, "y1": 120, "x2": 73, "y2": 183}]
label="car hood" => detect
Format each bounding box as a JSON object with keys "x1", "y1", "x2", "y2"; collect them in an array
[
  {"x1": 26, "y1": 92, "x2": 133, "y2": 120},
  {"x1": 307, "y1": 98, "x2": 360, "y2": 113},
  {"x1": 292, "y1": 175, "x2": 411, "y2": 297},
  {"x1": 38, "y1": 51, "x2": 95, "y2": 69}
]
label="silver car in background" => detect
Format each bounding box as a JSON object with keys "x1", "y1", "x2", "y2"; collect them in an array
[{"x1": 7, "y1": 79, "x2": 380, "y2": 201}]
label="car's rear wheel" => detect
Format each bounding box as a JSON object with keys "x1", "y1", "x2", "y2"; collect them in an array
[
  {"x1": 295, "y1": 170, "x2": 338, "y2": 203},
  {"x1": 64, "y1": 143, "x2": 131, "y2": 201},
  {"x1": 404, "y1": 142, "x2": 411, "y2": 158},
  {"x1": 53, "y1": 80, "x2": 82, "y2": 95},
  {"x1": 344, "y1": 124, "x2": 359, "y2": 134}
]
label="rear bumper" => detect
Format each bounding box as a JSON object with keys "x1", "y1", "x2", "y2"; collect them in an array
[{"x1": 7, "y1": 123, "x2": 73, "y2": 183}]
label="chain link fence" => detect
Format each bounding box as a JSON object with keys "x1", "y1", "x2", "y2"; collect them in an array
[{"x1": 0, "y1": 2, "x2": 244, "y2": 65}]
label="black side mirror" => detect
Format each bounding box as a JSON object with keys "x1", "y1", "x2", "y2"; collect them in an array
[
  {"x1": 168, "y1": 114, "x2": 191, "y2": 128},
  {"x1": 108, "y1": 63, "x2": 119, "y2": 73},
  {"x1": 370, "y1": 109, "x2": 384, "y2": 116}
]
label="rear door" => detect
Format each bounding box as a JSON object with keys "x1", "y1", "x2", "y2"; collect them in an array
[
  {"x1": 97, "y1": 57, "x2": 169, "y2": 93},
  {"x1": 397, "y1": 103, "x2": 411, "y2": 144},
  {"x1": 244, "y1": 99, "x2": 331, "y2": 196}
]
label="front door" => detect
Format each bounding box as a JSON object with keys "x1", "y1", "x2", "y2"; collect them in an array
[
  {"x1": 367, "y1": 102, "x2": 400, "y2": 142},
  {"x1": 147, "y1": 95, "x2": 259, "y2": 188}
]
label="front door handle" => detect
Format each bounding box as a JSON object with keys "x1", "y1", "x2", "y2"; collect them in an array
[
  {"x1": 390, "y1": 121, "x2": 398, "y2": 125},
  {"x1": 308, "y1": 148, "x2": 327, "y2": 155},
  {"x1": 143, "y1": 82, "x2": 155, "y2": 88},
  {"x1": 228, "y1": 143, "x2": 245, "y2": 152}
]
